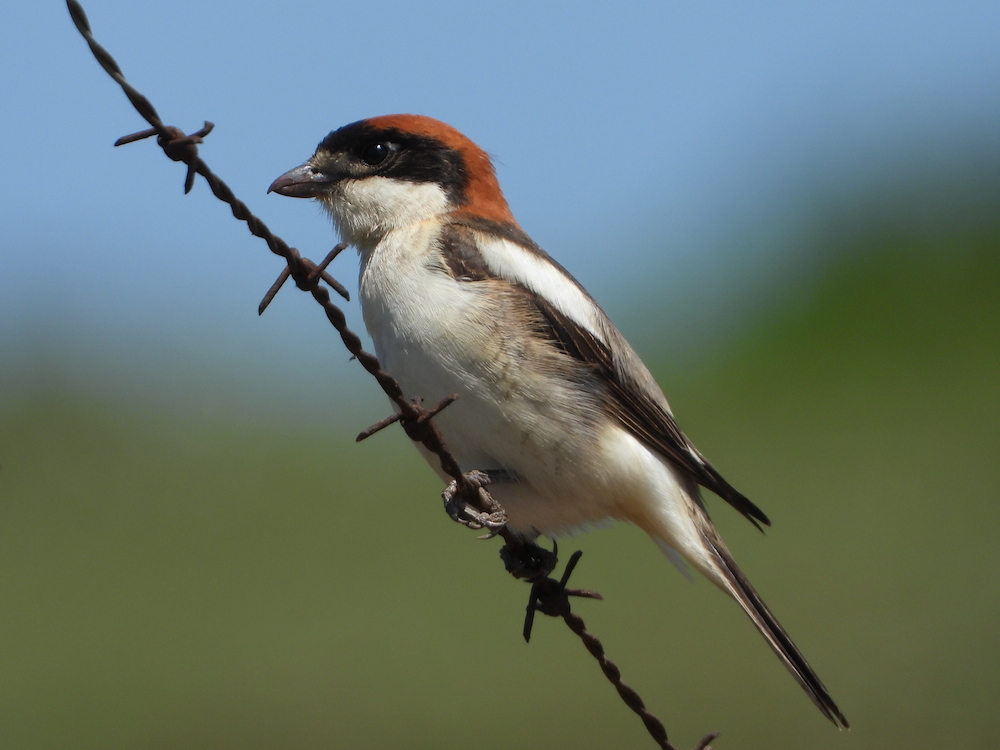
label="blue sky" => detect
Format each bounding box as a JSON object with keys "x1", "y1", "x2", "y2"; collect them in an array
[{"x1": 1, "y1": 0, "x2": 998, "y2": 414}]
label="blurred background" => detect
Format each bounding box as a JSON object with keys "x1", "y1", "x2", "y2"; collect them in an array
[{"x1": 1, "y1": 1, "x2": 998, "y2": 747}]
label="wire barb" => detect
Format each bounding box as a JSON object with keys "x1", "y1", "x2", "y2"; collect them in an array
[
  {"x1": 67, "y1": 3, "x2": 721, "y2": 746},
  {"x1": 258, "y1": 246, "x2": 351, "y2": 314},
  {"x1": 355, "y1": 411, "x2": 403, "y2": 442},
  {"x1": 114, "y1": 127, "x2": 159, "y2": 146},
  {"x1": 357, "y1": 394, "x2": 457, "y2": 443},
  {"x1": 258, "y1": 266, "x2": 291, "y2": 315},
  {"x1": 308, "y1": 243, "x2": 349, "y2": 281},
  {"x1": 522, "y1": 549, "x2": 603, "y2": 642}
]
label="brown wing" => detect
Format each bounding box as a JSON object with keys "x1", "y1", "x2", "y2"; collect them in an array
[
  {"x1": 437, "y1": 220, "x2": 770, "y2": 529},
  {"x1": 532, "y1": 296, "x2": 771, "y2": 530}
]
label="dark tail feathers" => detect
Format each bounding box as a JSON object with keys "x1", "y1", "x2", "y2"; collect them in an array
[{"x1": 706, "y1": 534, "x2": 850, "y2": 729}]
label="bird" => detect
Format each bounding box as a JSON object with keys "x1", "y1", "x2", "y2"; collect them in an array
[{"x1": 269, "y1": 114, "x2": 848, "y2": 728}]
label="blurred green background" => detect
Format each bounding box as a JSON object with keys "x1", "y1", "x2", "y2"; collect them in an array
[
  {"x1": 3, "y1": 1, "x2": 1000, "y2": 748},
  {"x1": 2, "y1": 174, "x2": 997, "y2": 749}
]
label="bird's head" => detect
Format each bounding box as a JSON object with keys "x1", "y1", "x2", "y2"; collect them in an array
[{"x1": 269, "y1": 114, "x2": 515, "y2": 248}]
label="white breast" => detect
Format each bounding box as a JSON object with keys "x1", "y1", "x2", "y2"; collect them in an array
[
  {"x1": 359, "y1": 222, "x2": 487, "y2": 401},
  {"x1": 357, "y1": 221, "x2": 631, "y2": 532}
]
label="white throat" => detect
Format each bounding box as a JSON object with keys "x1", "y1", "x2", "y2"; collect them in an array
[{"x1": 320, "y1": 176, "x2": 453, "y2": 250}]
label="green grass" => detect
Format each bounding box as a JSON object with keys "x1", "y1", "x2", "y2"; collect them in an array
[{"x1": 1, "y1": 231, "x2": 997, "y2": 748}]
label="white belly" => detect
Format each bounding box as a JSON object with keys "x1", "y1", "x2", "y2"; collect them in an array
[{"x1": 357, "y1": 224, "x2": 622, "y2": 534}]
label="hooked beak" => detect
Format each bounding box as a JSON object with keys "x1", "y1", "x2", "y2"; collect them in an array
[{"x1": 268, "y1": 163, "x2": 334, "y2": 198}]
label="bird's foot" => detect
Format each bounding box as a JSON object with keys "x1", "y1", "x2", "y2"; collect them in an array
[{"x1": 441, "y1": 468, "x2": 513, "y2": 537}]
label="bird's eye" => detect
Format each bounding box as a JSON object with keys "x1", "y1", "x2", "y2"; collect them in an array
[{"x1": 361, "y1": 142, "x2": 393, "y2": 166}]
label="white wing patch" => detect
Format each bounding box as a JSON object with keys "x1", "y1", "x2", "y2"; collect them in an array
[{"x1": 472, "y1": 233, "x2": 609, "y2": 344}]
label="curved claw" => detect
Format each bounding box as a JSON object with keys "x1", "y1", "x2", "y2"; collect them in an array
[{"x1": 441, "y1": 469, "x2": 509, "y2": 533}]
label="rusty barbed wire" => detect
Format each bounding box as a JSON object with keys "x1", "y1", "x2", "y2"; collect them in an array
[
  {"x1": 520, "y1": 549, "x2": 722, "y2": 750},
  {"x1": 65, "y1": 2, "x2": 719, "y2": 747}
]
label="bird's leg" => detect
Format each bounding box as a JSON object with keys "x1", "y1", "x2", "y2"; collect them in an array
[{"x1": 441, "y1": 468, "x2": 515, "y2": 537}]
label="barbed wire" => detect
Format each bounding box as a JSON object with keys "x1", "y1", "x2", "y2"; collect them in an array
[{"x1": 65, "y1": 2, "x2": 719, "y2": 747}]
